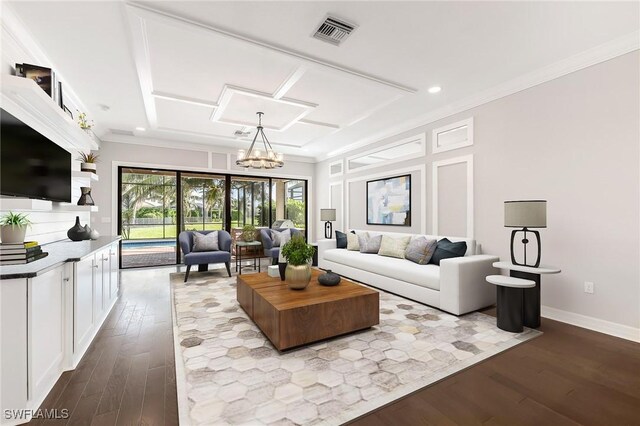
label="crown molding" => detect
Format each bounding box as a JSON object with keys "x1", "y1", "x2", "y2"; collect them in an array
[
  {"x1": 319, "y1": 30, "x2": 640, "y2": 161},
  {"x1": 100, "y1": 133, "x2": 316, "y2": 163}
]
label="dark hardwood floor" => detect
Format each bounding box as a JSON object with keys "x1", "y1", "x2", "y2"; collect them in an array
[{"x1": 32, "y1": 266, "x2": 640, "y2": 425}]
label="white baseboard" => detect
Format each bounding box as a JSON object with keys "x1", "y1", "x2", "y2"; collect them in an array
[{"x1": 541, "y1": 305, "x2": 640, "y2": 343}]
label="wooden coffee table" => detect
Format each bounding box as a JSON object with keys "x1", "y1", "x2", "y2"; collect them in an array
[{"x1": 237, "y1": 269, "x2": 379, "y2": 351}]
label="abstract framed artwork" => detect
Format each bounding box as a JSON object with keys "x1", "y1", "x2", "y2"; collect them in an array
[{"x1": 366, "y1": 174, "x2": 411, "y2": 226}]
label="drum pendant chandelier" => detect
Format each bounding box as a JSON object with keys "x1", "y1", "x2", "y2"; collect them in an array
[{"x1": 236, "y1": 112, "x2": 284, "y2": 169}]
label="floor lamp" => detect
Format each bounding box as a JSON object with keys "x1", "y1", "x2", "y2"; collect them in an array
[
  {"x1": 320, "y1": 209, "x2": 336, "y2": 239},
  {"x1": 504, "y1": 200, "x2": 547, "y2": 267}
]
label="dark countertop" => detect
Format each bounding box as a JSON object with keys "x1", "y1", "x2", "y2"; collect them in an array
[{"x1": 0, "y1": 236, "x2": 121, "y2": 280}]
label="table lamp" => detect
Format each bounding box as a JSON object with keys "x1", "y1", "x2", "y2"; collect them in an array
[
  {"x1": 504, "y1": 200, "x2": 546, "y2": 267},
  {"x1": 320, "y1": 209, "x2": 336, "y2": 239}
]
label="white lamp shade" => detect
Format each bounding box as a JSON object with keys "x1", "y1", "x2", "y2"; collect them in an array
[
  {"x1": 504, "y1": 200, "x2": 547, "y2": 228},
  {"x1": 320, "y1": 209, "x2": 336, "y2": 221}
]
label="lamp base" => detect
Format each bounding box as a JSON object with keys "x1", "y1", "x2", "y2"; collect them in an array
[
  {"x1": 510, "y1": 228, "x2": 541, "y2": 268},
  {"x1": 324, "y1": 221, "x2": 333, "y2": 239}
]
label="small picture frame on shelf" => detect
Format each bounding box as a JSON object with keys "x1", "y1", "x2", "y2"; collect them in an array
[
  {"x1": 63, "y1": 106, "x2": 73, "y2": 119},
  {"x1": 16, "y1": 63, "x2": 53, "y2": 97}
]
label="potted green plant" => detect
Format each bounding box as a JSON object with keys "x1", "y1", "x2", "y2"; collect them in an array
[
  {"x1": 280, "y1": 234, "x2": 315, "y2": 290},
  {"x1": 78, "y1": 152, "x2": 99, "y2": 174},
  {"x1": 241, "y1": 224, "x2": 257, "y2": 242},
  {"x1": 0, "y1": 212, "x2": 32, "y2": 244}
]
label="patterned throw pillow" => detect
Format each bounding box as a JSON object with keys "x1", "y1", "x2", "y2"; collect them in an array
[
  {"x1": 358, "y1": 234, "x2": 383, "y2": 254},
  {"x1": 192, "y1": 231, "x2": 219, "y2": 252},
  {"x1": 429, "y1": 238, "x2": 468, "y2": 265},
  {"x1": 404, "y1": 236, "x2": 438, "y2": 264},
  {"x1": 335, "y1": 230, "x2": 348, "y2": 249},
  {"x1": 377, "y1": 235, "x2": 411, "y2": 259},
  {"x1": 347, "y1": 232, "x2": 364, "y2": 251},
  {"x1": 271, "y1": 228, "x2": 291, "y2": 247}
]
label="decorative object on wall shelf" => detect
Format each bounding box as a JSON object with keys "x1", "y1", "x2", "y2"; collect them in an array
[
  {"x1": 318, "y1": 270, "x2": 341, "y2": 286},
  {"x1": 76, "y1": 111, "x2": 94, "y2": 131},
  {"x1": 16, "y1": 63, "x2": 53, "y2": 98},
  {"x1": 321, "y1": 208, "x2": 336, "y2": 239},
  {"x1": 367, "y1": 174, "x2": 412, "y2": 226},
  {"x1": 0, "y1": 212, "x2": 31, "y2": 244},
  {"x1": 67, "y1": 216, "x2": 91, "y2": 241},
  {"x1": 77, "y1": 187, "x2": 95, "y2": 206},
  {"x1": 281, "y1": 234, "x2": 314, "y2": 290},
  {"x1": 78, "y1": 152, "x2": 99, "y2": 173},
  {"x1": 504, "y1": 200, "x2": 547, "y2": 267},
  {"x1": 236, "y1": 112, "x2": 284, "y2": 169},
  {"x1": 63, "y1": 106, "x2": 73, "y2": 119}
]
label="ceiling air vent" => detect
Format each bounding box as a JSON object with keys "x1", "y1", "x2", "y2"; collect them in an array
[{"x1": 312, "y1": 16, "x2": 357, "y2": 46}]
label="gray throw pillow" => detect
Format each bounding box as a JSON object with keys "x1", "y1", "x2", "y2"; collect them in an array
[
  {"x1": 405, "y1": 236, "x2": 438, "y2": 265},
  {"x1": 192, "y1": 231, "x2": 219, "y2": 252},
  {"x1": 359, "y1": 234, "x2": 383, "y2": 254},
  {"x1": 271, "y1": 228, "x2": 291, "y2": 247}
]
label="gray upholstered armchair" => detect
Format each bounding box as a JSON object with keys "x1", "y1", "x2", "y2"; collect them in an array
[
  {"x1": 259, "y1": 228, "x2": 302, "y2": 264},
  {"x1": 179, "y1": 230, "x2": 232, "y2": 282}
]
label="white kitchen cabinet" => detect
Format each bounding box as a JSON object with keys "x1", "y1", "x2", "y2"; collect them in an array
[
  {"x1": 74, "y1": 255, "x2": 95, "y2": 358},
  {"x1": 109, "y1": 243, "x2": 119, "y2": 301},
  {"x1": 28, "y1": 266, "x2": 65, "y2": 405},
  {"x1": 94, "y1": 248, "x2": 109, "y2": 322}
]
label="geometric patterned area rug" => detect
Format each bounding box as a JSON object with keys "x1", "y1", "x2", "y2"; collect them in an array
[{"x1": 170, "y1": 271, "x2": 540, "y2": 425}]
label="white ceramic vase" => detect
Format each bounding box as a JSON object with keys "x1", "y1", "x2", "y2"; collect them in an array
[{"x1": 1, "y1": 225, "x2": 27, "y2": 244}]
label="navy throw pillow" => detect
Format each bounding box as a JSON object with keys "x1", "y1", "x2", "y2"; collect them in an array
[
  {"x1": 335, "y1": 231, "x2": 347, "y2": 249},
  {"x1": 429, "y1": 238, "x2": 467, "y2": 265}
]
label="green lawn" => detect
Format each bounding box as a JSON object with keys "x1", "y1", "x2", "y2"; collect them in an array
[{"x1": 124, "y1": 222, "x2": 306, "y2": 240}]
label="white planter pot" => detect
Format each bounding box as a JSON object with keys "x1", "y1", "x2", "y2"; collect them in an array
[
  {"x1": 1, "y1": 225, "x2": 27, "y2": 244},
  {"x1": 81, "y1": 162, "x2": 97, "y2": 173}
]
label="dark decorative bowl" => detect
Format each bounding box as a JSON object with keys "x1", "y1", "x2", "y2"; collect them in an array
[{"x1": 318, "y1": 270, "x2": 341, "y2": 286}]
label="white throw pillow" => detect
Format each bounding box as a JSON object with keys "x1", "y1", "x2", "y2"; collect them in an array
[
  {"x1": 347, "y1": 232, "x2": 366, "y2": 251},
  {"x1": 192, "y1": 231, "x2": 219, "y2": 252},
  {"x1": 378, "y1": 235, "x2": 411, "y2": 259},
  {"x1": 271, "y1": 228, "x2": 291, "y2": 247}
]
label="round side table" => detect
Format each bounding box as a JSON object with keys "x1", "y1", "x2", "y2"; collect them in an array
[{"x1": 486, "y1": 275, "x2": 536, "y2": 333}]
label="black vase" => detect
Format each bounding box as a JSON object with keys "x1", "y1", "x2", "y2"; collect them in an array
[
  {"x1": 67, "y1": 216, "x2": 90, "y2": 241},
  {"x1": 77, "y1": 187, "x2": 95, "y2": 206},
  {"x1": 278, "y1": 262, "x2": 287, "y2": 281},
  {"x1": 318, "y1": 270, "x2": 341, "y2": 286}
]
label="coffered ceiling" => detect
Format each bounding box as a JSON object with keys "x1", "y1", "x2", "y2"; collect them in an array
[{"x1": 6, "y1": 1, "x2": 639, "y2": 161}]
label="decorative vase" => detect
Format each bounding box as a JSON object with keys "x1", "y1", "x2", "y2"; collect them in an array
[
  {"x1": 80, "y1": 162, "x2": 97, "y2": 173},
  {"x1": 90, "y1": 228, "x2": 100, "y2": 240},
  {"x1": 77, "y1": 187, "x2": 95, "y2": 206},
  {"x1": 0, "y1": 225, "x2": 27, "y2": 244},
  {"x1": 83, "y1": 225, "x2": 93, "y2": 240},
  {"x1": 278, "y1": 262, "x2": 287, "y2": 281},
  {"x1": 318, "y1": 270, "x2": 341, "y2": 286},
  {"x1": 285, "y1": 264, "x2": 311, "y2": 290},
  {"x1": 67, "y1": 216, "x2": 90, "y2": 241}
]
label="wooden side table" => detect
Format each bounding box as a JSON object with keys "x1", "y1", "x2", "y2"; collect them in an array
[
  {"x1": 493, "y1": 262, "x2": 561, "y2": 329},
  {"x1": 486, "y1": 275, "x2": 536, "y2": 332},
  {"x1": 235, "y1": 241, "x2": 264, "y2": 275}
]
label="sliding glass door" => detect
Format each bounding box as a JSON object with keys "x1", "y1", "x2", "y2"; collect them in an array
[
  {"x1": 120, "y1": 168, "x2": 177, "y2": 268},
  {"x1": 118, "y1": 167, "x2": 308, "y2": 268}
]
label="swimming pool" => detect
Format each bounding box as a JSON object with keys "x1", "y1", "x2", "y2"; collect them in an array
[{"x1": 122, "y1": 239, "x2": 177, "y2": 248}]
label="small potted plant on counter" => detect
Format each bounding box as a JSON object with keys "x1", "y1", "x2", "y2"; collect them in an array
[
  {"x1": 0, "y1": 212, "x2": 31, "y2": 244},
  {"x1": 281, "y1": 234, "x2": 315, "y2": 290},
  {"x1": 78, "y1": 152, "x2": 99, "y2": 174},
  {"x1": 241, "y1": 224, "x2": 257, "y2": 242}
]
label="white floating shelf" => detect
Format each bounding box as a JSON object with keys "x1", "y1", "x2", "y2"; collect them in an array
[
  {"x1": 72, "y1": 171, "x2": 99, "y2": 182},
  {"x1": 1, "y1": 75, "x2": 99, "y2": 152},
  {"x1": 0, "y1": 198, "x2": 53, "y2": 211},
  {"x1": 54, "y1": 204, "x2": 99, "y2": 212}
]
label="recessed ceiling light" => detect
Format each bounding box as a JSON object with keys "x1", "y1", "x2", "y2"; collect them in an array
[
  {"x1": 428, "y1": 86, "x2": 442, "y2": 94},
  {"x1": 136, "y1": 127, "x2": 146, "y2": 131}
]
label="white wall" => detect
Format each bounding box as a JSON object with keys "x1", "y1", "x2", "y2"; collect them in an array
[
  {"x1": 316, "y1": 51, "x2": 640, "y2": 336},
  {"x1": 92, "y1": 140, "x2": 315, "y2": 238}
]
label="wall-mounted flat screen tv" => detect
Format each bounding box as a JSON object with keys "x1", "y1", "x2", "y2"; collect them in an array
[{"x1": 1, "y1": 108, "x2": 72, "y2": 202}]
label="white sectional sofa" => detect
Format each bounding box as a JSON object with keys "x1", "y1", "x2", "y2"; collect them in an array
[{"x1": 317, "y1": 230, "x2": 498, "y2": 315}]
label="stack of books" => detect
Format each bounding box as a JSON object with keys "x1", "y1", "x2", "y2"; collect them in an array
[{"x1": 0, "y1": 242, "x2": 49, "y2": 265}]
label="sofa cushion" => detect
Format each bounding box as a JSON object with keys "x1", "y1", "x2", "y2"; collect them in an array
[
  {"x1": 378, "y1": 235, "x2": 411, "y2": 259},
  {"x1": 358, "y1": 234, "x2": 382, "y2": 254},
  {"x1": 192, "y1": 231, "x2": 219, "y2": 252},
  {"x1": 271, "y1": 228, "x2": 291, "y2": 247},
  {"x1": 323, "y1": 249, "x2": 440, "y2": 290},
  {"x1": 405, "y1": 236, "x2": 438, "y2": 265},
  {"x1": 184, "y1": 250, "x2": 230, "y2": 265},
  {"x1": 335, "y1": 230, "x2": 347, "y2": 249},
  {"x1": 347, "y1": 232, "x2": 363, "y2": 251},
  {"x1": 430, "y1": 238, "x2": 467, "y2": 265}
]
